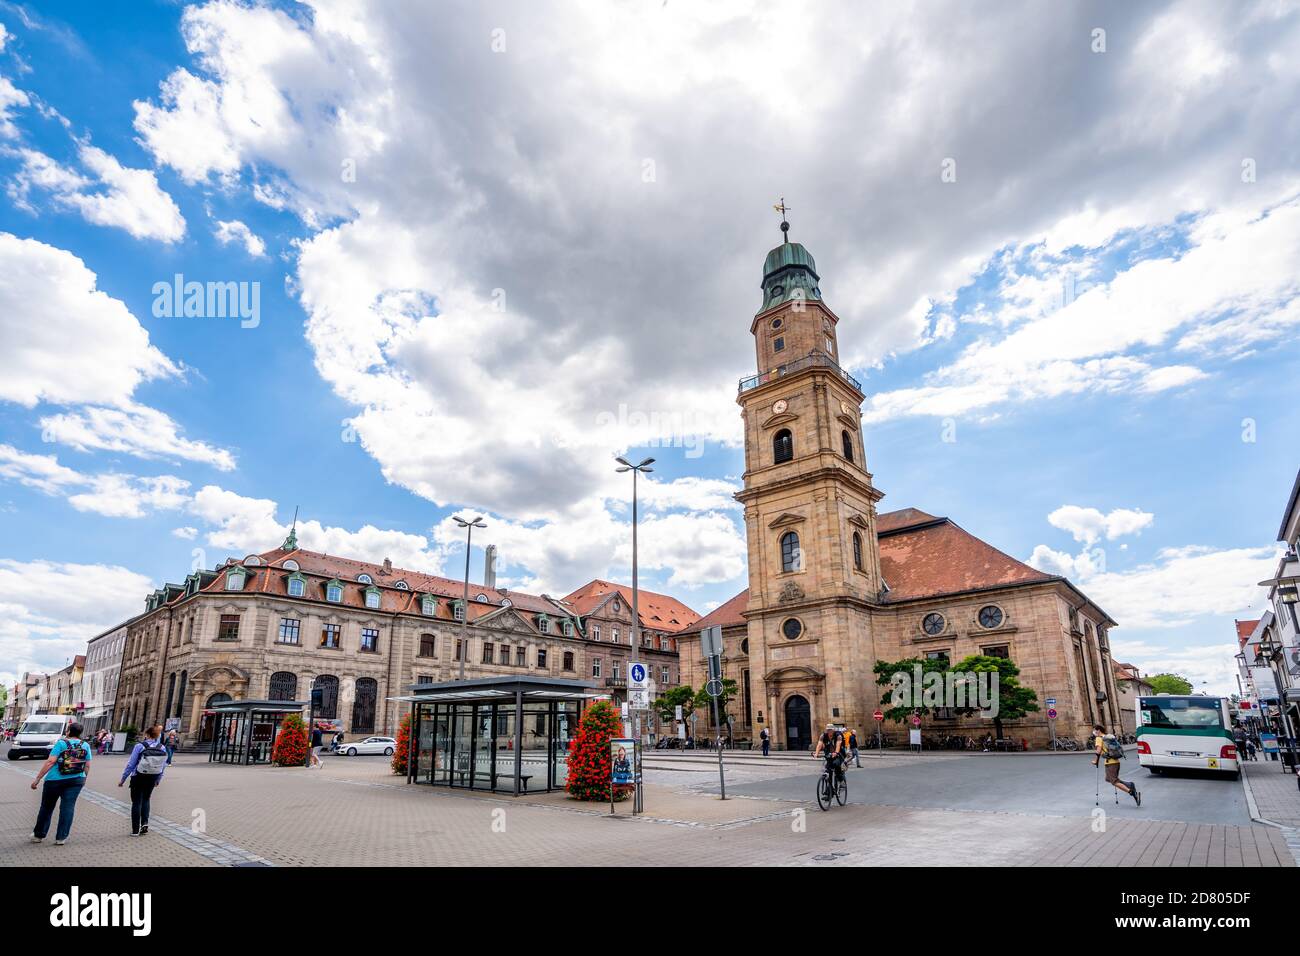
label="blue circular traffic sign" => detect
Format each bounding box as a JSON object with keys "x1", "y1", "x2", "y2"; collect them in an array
[{"x1": 630, "y1": 663, "x2": 646, "y2": 683}]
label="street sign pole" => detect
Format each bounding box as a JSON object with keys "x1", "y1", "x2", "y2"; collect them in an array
[{"x1": 874, "y1": 709, "x2": 884, "y2": 758}]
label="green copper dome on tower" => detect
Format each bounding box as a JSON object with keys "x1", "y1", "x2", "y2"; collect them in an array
[{"x1": 759, "y1": 219, "x2": 822, "y2": 313}]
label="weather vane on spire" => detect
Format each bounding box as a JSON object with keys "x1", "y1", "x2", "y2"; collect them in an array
[{"x1": 773, "y1": 197, "x2": 791, "y2": 242}]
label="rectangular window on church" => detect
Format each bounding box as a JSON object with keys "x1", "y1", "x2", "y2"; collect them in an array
[
  {"x1": 773, "y1": 336, "x2": 785, "y2": 352},
  {"x1": 981, "y1": 644, "x2": 1010, "y2": 659}
]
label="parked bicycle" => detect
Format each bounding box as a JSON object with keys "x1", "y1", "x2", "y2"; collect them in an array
[{"x1": 1044, "y1": 737, "x2": 1080, "y2": 751}]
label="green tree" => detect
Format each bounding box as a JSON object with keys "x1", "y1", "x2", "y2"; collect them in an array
[
  {"x1": 1147, "y1": 673, "x2": 1193, "y2": 695},
  {"x1": 654, "y1": 685, "x2": 695, "y2": 727},
  {"x1": 872, "y1": 657, "x2": 952, "y2": 723},
  {"x1": 693, "y1": 678, "x2": 738, "y2": 734},
  {"x1": 950, "y1": 654, "x2": 1040, "y2": 740}
]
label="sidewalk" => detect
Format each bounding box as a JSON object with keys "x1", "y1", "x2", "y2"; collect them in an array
[{"x1": 1242, "y1": 759, "x2": 1300, "y2": 827}]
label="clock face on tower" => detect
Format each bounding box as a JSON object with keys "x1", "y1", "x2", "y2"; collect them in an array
[{"x1": 772, "y1": 399, "x2": 788, "y2": 414}]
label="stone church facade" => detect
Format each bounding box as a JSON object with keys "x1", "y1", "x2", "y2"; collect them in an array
[{"x1": 681, "y1": 225, "x2": 1121, "y2": 750}]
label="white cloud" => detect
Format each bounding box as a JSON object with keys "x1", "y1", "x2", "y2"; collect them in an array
[
  {"x1": 0, "y1": 233, "x2": 177, "y2": 408},
  {"x1": 1030, "y1": 543, "x2": 1280, "y2": 630},
  {"x1": 0, "y1": 74, "x2": 28, "y2": 139},
  {"x1": 172, "y1": 526, "x2": 198, "y2": 540},
  {"x1": 188, "y1": 484, "x2": 446, "y2": 573},
  {"x1": 9, "y1": 144, "x2": 186, "y2": 242},
  {"x1": 38, "y1": 404, "x2": 236, "y2": 471},
  {"x1": 213, "y1": 218, "x2": 265, "y2": 257},
  {"x1": 0, "y1": 443, "x2": 190, "y2": 519},
  {"x1": 1047, "y1": 505, "x2": 1154, "y2": 546},
  {"x1": 0, "y1": 558, "x2": 154, "y2": 687}
]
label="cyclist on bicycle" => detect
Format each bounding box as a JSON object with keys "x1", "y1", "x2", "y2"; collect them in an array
[{"x1": 813, "y1": 724, "x2": 846, "y2": 785}]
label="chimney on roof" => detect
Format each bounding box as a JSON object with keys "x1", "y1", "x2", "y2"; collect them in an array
[
  {"x1": 382, "y1": 558, "x2": 392, "y2": 575},
  {"x1": 484, "y1": 544, "x2": 497, "y2": 590}
]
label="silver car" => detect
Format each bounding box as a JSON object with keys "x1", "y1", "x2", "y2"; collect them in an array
[{"x1": 337, "y1": 736, "x2": 396, "y2": 756}]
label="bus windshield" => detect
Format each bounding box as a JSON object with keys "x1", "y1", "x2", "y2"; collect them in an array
[{"x1": 1139, "y1": 697, "x2": 1223, "y2": 731}]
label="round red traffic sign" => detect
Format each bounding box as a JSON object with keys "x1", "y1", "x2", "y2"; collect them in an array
[
  {"x1": 1047, "y1": 708, "x2": 1058, "y2": 720},
  {"x1": 873, "y1": 710, "x2": 884, "y2": 722},
  {"x1": 911, "y1": 715, "x2": 921, "y2": 726}
]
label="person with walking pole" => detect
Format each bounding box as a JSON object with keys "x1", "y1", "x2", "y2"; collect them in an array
[{"x1": 1092, "y1": 723, "x2": 1140, "y2": 806}]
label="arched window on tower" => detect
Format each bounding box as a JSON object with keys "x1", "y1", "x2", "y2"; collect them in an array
[
  {"x1": 780, "y1": 531, "x2": 801, "y2": 572},
  {"x1": 852, "y1": 532, "x2": 864, "y2": 572},
  {"x1": 269, "y1": 671, "x2": 297, "y2": 701},
  {"x1": 841, "y1": 430, "x2": 854, "y2": 463},
  {"x1": 773, "y1": 429, "x2": 793, "y2": 464}
]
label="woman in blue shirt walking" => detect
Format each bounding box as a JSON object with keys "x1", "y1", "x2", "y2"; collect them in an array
[
  {"x1": 119, "y1": 722, "x2": 168, "y2": 835},
  {"x1": 29, "y1": 721, "x2": 92, "y2": 846}
]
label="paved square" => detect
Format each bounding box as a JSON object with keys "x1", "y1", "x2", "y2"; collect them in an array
[{"x1": 1, "y1": 747, "x2": 1292, "y2": 867}]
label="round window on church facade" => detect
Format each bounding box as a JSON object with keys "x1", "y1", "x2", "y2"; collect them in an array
[
  {"x1": 978, "y1": 605, "x2": 1004, "y2": 629},
  {"x1": 922, "y1": 612, "x2": 945, "y2": 635},
  {"x1": 782, "y1": 618, "x2": 803, "y2": 641}
]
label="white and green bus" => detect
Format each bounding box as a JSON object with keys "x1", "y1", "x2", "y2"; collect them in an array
[{"x1": 1136, "y1": 695, "x2": 1239, "y2": 779}]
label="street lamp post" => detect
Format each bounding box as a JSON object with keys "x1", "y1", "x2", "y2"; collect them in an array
[
  {"x1": 616, "y1": 456, "x2": 654, "y2": 750},
  {"x1": 453, "y1": 515, "x2": 486, "y2": 681}
]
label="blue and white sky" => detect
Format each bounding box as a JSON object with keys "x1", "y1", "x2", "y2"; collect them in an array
[{"x1": 2, "y1": 0, "x2": 1298, "y2": 695}]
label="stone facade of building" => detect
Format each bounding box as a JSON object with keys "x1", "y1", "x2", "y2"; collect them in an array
[
  {"x1": 114, "y1": 538, "x2": 696, "y2": 745},
  {"x1": 681, "y1": 227, "x2": 1122, "y2": 750}
]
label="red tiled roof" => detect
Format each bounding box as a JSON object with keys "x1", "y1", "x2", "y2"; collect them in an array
[
  {"x1": 875, "y1": 508, "x2": 939, "y2": 533},
  {"x1": 1235, "y1": 619, "x2": 1261, "y2": 645},
  {"x1": 201, "y1": 547, "x2": 571, "y2": 625},
  {"x1": 879, "y1": 517, "x2": 1054, "y2": 602},
  {"x1": 694, "y1": 589, "x2": 749, "y2": 630},
  {"x1": 563, "y1": 579, "x2": 701, "y2": 633}
]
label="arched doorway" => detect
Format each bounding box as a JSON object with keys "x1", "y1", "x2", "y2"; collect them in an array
[
  {"x1": 200, "y1": 692, "x2": 232, "y2": 742},
  {"x1": 785, "y1": 695, "x2": 811, "y2": 753}
]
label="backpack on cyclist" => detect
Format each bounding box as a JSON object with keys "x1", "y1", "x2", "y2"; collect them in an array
[
  {"x1": 55, "y1": 738, "x2": 90, "y2": 775},
  {"x1": 1102, "y1": 734, "x2": 1124, "y2": 761},
  {"x1": 136, "y1": 740, "x2": 169, "y2": 775}
]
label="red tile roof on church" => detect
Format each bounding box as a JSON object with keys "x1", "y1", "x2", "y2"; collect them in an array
[
  {"x1": 875, "y1": 508, "x2": 939, "y2": 533},
  {"x1": 694, "y1": 589, "x2": 750, "y2": 630},
  {"x1": 1235, "y1": 619, "x2": 1261, "y2": 645},
  {"x1": 878, "y1": 515, "x2": 1054, "y2": 602},
  {"x1": 563, "y1": 579, "x2": 701, "y2": 633}
]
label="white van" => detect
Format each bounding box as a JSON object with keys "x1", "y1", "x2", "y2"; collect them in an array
[{"x1": 8, "y1": 714, "x2": 72, "y2": 760}]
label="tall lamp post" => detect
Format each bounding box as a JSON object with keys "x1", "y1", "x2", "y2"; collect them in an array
[
  {"x1": 616, "y1": 456, "x2": 654, "y2": 745},
  {"x1": 454, "y1": 515, "x2": 486, "y2": 681}
]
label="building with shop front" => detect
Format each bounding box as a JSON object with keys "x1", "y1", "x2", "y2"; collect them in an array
[
  {"x1": 680, "y1": 222, "x2": 1121, "y2": 750},
  {"x1": 1114, "y1": 662, "x2": 1155, "y2": 735},
  {"x1": 113, "y1": 530, "x2": 696, "y2": 746},
  {"x1": 81, "y1": 620, "x2": 131, "y2": 733}
]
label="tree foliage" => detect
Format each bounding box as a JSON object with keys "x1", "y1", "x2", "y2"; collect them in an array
[{"x1": 1147, "y1": 673, "x2": 1194, "y2": 695}]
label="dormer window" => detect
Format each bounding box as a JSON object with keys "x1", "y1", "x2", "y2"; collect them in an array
[
  {"x1": 421, "y1": 595, "x2": 437, "y2": 616},
  {"x1": 287, "y1": 572, "x2": 306, "y2": 598},
  {"x1": 395, "y1": 580, "x2": 409, "y2": 590},
  {"x1": 226, "y1": 568, "x2": 246, "y2": 591},
  {"x1": 563, "y1": 619, "x2": 574, "y2": 637},
  {"x1": 357, "y1": 573, "x2": 373, "y2": 585},
  {"x1": 538, "y1": 616, "x2": 550, "y2": 634},
  {"x1": 453, "y1": 600, "x2": 466, "y2": 622},
  {"x1": 283, "y1": 559, "x2": 300, "y2": 571},
  {"x1": 326, "y1": 580, "x2": 343, "y2": 603},
  {"x1": 475, "y1": 593, "x2": 488, "y2": 602},
  {"x1": 364, "y1": 586, "x2": 381, "y2": 609}
]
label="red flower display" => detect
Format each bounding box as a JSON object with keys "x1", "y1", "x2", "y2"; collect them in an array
[
  {"x1": 272, "y1": 713, "x2": 310, "y2": 767},
  {"x1": 392, "y1": 713, "x2": 412, "y2": 775},
  {"x1": 566, "y1": 700, "x2": 632, "y2": 802}
]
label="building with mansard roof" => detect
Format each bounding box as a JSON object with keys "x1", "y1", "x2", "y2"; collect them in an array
[
  {"x1": 115, "y1": 531, "x2": 697, "y2": 745},
  {"x1": 679, "y1": 223, "x2": 1122, "y2": 750}
]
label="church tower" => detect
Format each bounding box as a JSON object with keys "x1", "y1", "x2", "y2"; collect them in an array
[{"x1": 736, "y1": 214, "x2": 885, "y2": 752}]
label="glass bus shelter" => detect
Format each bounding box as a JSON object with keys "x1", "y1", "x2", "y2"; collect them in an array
[
  {"x1": 393, "y1": 677, "x2": 602, "y2": 795},
  {"x1": 208, "y1": 699, "x2": 308, "y2": 765}
]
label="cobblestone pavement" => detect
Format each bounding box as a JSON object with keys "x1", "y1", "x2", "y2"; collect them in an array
[
  {"x1": 0, "y1": 748, "x2": 1291, "y2": 866},
  {"x1": 1241, "y1": 759, "x2": 1300, "y2": 827}
]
